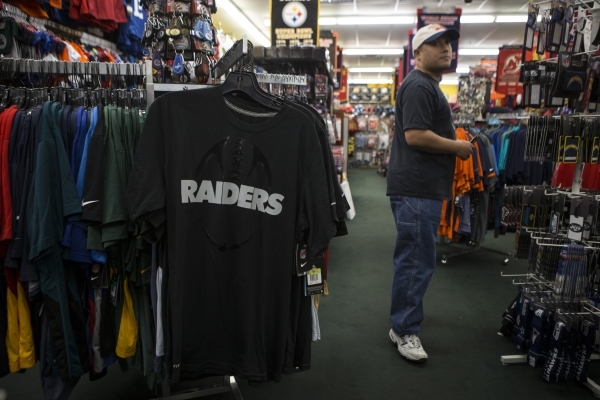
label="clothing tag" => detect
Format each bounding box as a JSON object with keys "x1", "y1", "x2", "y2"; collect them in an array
[
  {"x1": 584, "y1": 215, "x2": 594, "y2": 240},
  {"x1": 549, "y1": 211, "x2": 560, "y2": 236},
  {"x1": 307, "y1": 268, "x2": 322, "y2": 285},
  {"x1": 89, "y1": 264, "x2": 103, "y2": 288},
  {"x1": 306, "y1": 268, "x2": 324, "y2": 295},
  {"x1": 568, "y1": 215, "x2": 584, "y2": 241},
  {"x1": 295, "y1": 243, "x2": 311, "y2": 276},
  {"x1": 563, "y1": 136, "x2": 580, "y2": 163},
  {"x1": 521, "y1": 205, "x2": 537, "y2": 228},
  {"x1": 110, "y1": 275, "x2": 120, "y2": 306}
]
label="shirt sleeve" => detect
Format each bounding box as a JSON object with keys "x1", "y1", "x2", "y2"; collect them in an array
[
  {"x1": 302, "y1": 152, "x2": 338, "y2": 258},
  {"x1": 401, "y1": 82, "x2": 437, "y2": 131},
  {"x1": 126, "y1": 100, "x2": 166, "y2": 238}
]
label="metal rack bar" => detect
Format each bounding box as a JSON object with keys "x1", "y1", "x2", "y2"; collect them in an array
[
  {"x1": 0, "y1": 59, "x2": 145, "y2": 76},
  {"x1": 500, "y1": 354, "x2": 600, "y2": 397},
  {"x1": 154, "y1": 375, "x2": 243, "y2": 400},
  {"x1": 439, "y1": 241, "x2": 511, "y2": 265}
]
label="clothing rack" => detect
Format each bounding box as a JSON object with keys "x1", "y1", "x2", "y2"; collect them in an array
[
  {"x1": 0, "y1": 3, "x2": 118, "y2": 52},
  {"x1": 145, "y1": 35, "x2": 310, "y2": 107},
  {"x1": 500, "y1": 273, "x2": 600, "y2": 397},
  {"x1": 499, "y1": 116, "x2": 600, "y2": 396},
  {"x1": 439, "y1": 115, "x2": 513, "y2": 265}
]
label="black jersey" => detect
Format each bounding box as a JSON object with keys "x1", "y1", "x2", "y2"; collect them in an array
[{"x1": 127, "y1": 87, "x2": 337, "y2": 383}]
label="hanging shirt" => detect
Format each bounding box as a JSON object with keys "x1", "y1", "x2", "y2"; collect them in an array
[{"x1": 126, "y1": 86, "x2": 337, "y2": 384}]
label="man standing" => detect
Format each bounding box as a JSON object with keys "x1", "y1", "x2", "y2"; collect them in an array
[{"x1": 386, "y1": 24, "x2": 474, "y2": 363}]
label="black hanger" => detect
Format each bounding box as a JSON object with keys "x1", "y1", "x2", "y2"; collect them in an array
[{"x1": 221, "y1": 70, "x2": 282, "y2": 111}]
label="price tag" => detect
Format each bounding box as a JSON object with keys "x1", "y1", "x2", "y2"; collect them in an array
[
  {"x1": 306, "y1": 268, "x2": 324, "y2": 296},
  {"x1": 307, "y1": 268, "x2": 322, "y2": 285},
  {"x1": 568, "y1": 215, "x2": 584, "y2": 241}
]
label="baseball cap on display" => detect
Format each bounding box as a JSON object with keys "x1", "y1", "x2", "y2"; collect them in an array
[{"x1": 412, "y1": 24, "x2": 460, "y2": 56}]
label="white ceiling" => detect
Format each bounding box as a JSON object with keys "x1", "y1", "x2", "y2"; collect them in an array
[{"x1": 213, "y1": 0, "x2": 537, "y2": 82}]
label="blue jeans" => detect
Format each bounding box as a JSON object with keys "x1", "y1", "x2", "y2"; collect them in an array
[{"x1": 390, "y1": 195, "x2": 442, "y2": 336}]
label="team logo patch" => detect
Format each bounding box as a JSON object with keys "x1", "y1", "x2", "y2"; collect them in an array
[
  {"x1": 282, "y1": 2, "x2": 307, "y2": 28},
  {"x1": 300, "y1": 249, "x2": 307, "y2": 260},
  {"x1": 569, "y1": 223, "x2": 583, "y2": 233},
  {"x1": 182, "y1": 137, "x2": 284, "y2": 252},
  {"x1": 502, "y1": 54, "x2": 521, "y2": 75},
  {"x1": 531, "y1": 328, "x2": 540, "y2": 343},
  {"x1": 553, "y1": 322, "x2": 563, "y2": 340},
  {"x1": 567, "y1": 75, "x2": 583, "y2": 89}
]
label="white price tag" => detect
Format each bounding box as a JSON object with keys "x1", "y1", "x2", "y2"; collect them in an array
[{"x1": 307, "y1": 268, "x2": 322, "y2": 286}]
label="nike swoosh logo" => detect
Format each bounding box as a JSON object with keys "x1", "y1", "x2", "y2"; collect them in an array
[
  {"x1": 91, "y1": 276, "x2": 99, "y2": 280},
  {"x1": 82, "y1": 200, "x2": 100, "y2": 207},
  {"x1": 301, "y1": 262, "x2": 307, "y2": 267}
]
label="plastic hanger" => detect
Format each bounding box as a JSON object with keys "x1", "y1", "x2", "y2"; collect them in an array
[{"x1": 221, "y1": 70, "x2": 282, "y2": 111}]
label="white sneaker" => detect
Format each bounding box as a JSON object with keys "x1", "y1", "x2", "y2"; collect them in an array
[{"x1": 389, "y1": 329, "x2": 428, "y2": 363}]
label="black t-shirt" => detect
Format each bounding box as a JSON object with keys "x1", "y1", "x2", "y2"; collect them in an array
[
  {"x1": 126, "y1": 86, "x2": 337, "y2": 383},
  {"x1": 386, "y1": 69, "x2": 456, "y2": 200}
]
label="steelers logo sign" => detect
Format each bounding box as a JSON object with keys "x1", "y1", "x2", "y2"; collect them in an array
[{"x1": 282, "y1": 2, "x2": 308, "y2": 28}]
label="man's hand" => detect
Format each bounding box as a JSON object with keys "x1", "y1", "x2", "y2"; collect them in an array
[{"x1": 454, "y1": 140, "x2": 474, "y2": 161}]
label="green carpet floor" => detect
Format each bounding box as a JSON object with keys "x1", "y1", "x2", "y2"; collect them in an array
[{"x1": 3, "y1": 168, "x2": 599, "y2": 399}]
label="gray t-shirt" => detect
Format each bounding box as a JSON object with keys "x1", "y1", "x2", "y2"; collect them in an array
[{"x1": 386, "y1": 69, "x2": 456, "y2": 201}]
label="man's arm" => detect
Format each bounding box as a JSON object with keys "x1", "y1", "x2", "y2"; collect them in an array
[{"x1": 405, "y1": 129, "x2": 474, "y2": 160}]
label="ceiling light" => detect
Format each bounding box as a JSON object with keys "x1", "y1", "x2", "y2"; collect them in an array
[
  {"x1": 440, "y1": 79, "x2": 459, "y2": 85},
  {"x1": 458, "y1": 48, "x2": 499, "y2": 55},
  {"x1": 348, "y1": 78, "x2": 394, "y2": 85},
  {"x1": 343, "y1": 48, "x2": 404, "y2": 55},
  {"x1": 455, "y1": 67, "x2": 470, "y2": 74},
  {"x1": 219, "y1": 0, "x2": 271, "y2": 47},
  {"x1": 263, "y1": 19, "x2": 271, "y2": 27},
  {"x1": 348, "y1": 67, "x2": 395, "y2": 73},
  {"x1": 461, "y1": 15, "x2": 495, "y2": 23},
  {"x1": 319, "y1": 17, "x2": 338, "y2": 25},
  {"x1": 495, "y1": 15, "x2": 528, "y2": 23},
  {"x1": 337, "y1": 16, "x2": 415, "y2": 25}
]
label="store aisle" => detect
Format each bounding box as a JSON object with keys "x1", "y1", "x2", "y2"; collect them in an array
[{"x1": 2, "y1": 169, "x2": 599, "y2": 399}]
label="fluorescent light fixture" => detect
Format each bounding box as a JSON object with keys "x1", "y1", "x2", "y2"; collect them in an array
[
  {"x1": 456, "y1": 67, "x2": 470, "y2": 74},
  {"x1": 343, "y1": 48, "x2": 404, "y2": 55},
  {"x1": 263, "y1": 19, "x2": 271, "y2": 27},
  {"x1": 458, "y1": 48, "x2": 499, "y2": 55},
  {"x1": 461, "y1": 15, "x2": 495, "y2": 23},
  {"x1": 337, "y1": 16, "x2": 415, "y2": 25},
  {"x1": 440, "y1": 79, "x2": 459, "y2": 85},
  {"x1": 319, "y1": 17, "x2": 338, "y2": 25},
  {"x1": 348, "y1": 78, "x2": 393, "y2": 85},
  {"x1": 218, "y1": 0, "x2": 271, "y2": 47},
  {"x1": 348, "y1": 67, "x2": 395, "y2": 73},
  {"x1": 495, "y1": 15, "x2": 528, "y2": 23}
]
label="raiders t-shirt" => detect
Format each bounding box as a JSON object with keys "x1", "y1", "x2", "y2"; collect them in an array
[{"x1": 126, "y1": 86, "x2": 337, "y2": 383}]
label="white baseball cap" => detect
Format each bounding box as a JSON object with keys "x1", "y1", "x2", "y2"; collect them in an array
[{"x1": 412, "y1": 24, "x2": 460, "y2": 56}]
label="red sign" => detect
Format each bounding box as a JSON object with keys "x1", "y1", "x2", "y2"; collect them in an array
[
  {"x1": 336, "y1": 67, "x2": 348, "y2": 103},
  {"x1": 495, "y1": 47, "x2": 523, "y2": 96}
]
